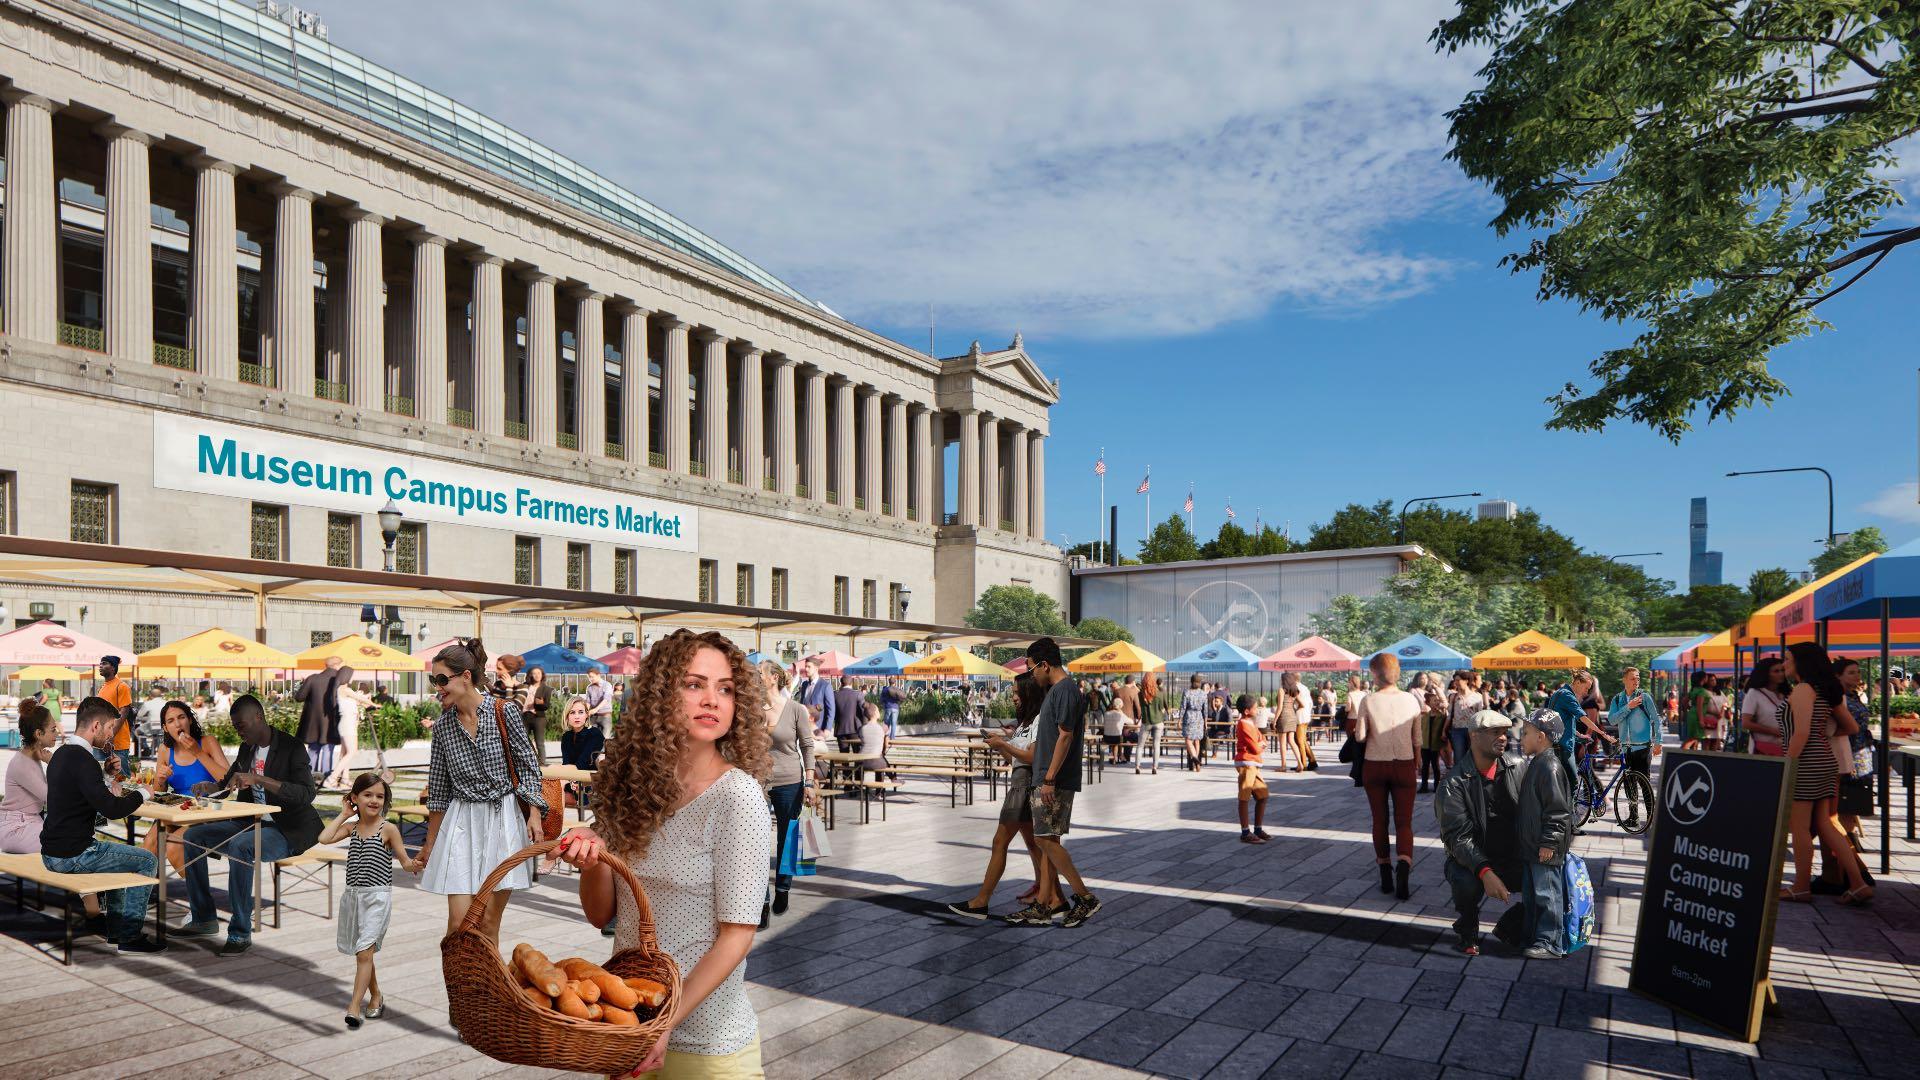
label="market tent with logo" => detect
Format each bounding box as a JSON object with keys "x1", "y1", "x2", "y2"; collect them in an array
[
  {"x1": 1259, "y1": 635, "x2": 1362, "y2": 672},
  {"x1": 1473, "y1": 630, "x2": 1589, "y2": 671},
  {"x1": 1163, "y1": 638, "x2": 1265, "y2": 673},
  {"x1": 7, "y1": 665, "x2": 88, "y2": 683},
  {"x1": 903, "y1": 646, "x2": 1012, "y2": 680},
  {"x1": 517, "y1": 642, "x2": 609, "y2": 676},
  {"x1": 803, "y1": 650, "x2": 862, "y2": 676},
  {"x1": 1065, "y1": 641, "x2": 1167, "y2": 675},
  {"x1": 137, "y1": 628, "x2": 297, "y2": 678},
  {"x1": 1366, "y1": 633, "x2": 1470, "y2": 672},
  {"x1": 296, "y1": 634, "x2": 423, "y2": 672},
  {"x1": 844, "y1": 647, "x2": 917, "y2": 677},
  {"x1": 0, "y1": 620, "x2": 129, "y2": 666}
]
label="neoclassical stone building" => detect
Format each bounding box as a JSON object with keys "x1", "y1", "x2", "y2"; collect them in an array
[{"x1": 0, "y1": 0, "x2": 1064, "y2": 654}]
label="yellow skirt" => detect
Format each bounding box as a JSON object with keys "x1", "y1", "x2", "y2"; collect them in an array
[{"x1": 631, "y1": 1036, "x2": 763, "y2": 1080}]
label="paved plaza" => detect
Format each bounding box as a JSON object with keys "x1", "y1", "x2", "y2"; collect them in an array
[{"x1": 1, "y1": 750, "x2": 1916, "y2": 1079}]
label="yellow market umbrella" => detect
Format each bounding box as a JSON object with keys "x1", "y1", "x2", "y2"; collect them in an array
[
  {"x1": 296, "y1": 634, "x2": 424, "y2": 672},
  {"x1": 138, "y1": 628, "x2": 296, "y2": 676},
  {"x1": 1066, "y1": 640, "x2": 1168, "y2": 674},
  {"x1": 903, "y1": 646, "x2": 1013, "y2": 679},
  {"x1": 7, "y1": 665, "x2": 88, "y2": 682},
  {"x1": 1473, "y1": 630, "x2": 1589, "y2": 671}
]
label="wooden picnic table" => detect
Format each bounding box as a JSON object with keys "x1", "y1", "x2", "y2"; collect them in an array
[{"x1": 132, "y1": 797, "x2": 279, "y2": 944}]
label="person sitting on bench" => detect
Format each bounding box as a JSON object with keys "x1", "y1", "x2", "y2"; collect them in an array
[{"x1": 39, "y1": 696, "x2": 163, "y2": 952}]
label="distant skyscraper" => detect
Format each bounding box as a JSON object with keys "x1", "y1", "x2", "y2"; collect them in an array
[
  {"x1": 1477, "y1": 499, "x2": 1518, "y2": 522},
  {"x1": 1689, "y1": 497, "x2": 1724, "y2": 588}
]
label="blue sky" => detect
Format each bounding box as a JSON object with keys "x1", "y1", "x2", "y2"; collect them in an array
[{"x1": 319, "y1": 0, "x2": 1918, "y2": 592}]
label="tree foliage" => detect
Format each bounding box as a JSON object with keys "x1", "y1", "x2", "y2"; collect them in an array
[
  {"x1": 1068, "y1": 617, "x2": 1134, "y2": 645},
  {"x1": 1813, "y1": 525, "x2": 1891, "y2": 577},
  {"x1": 1138, "y1": 514, "x2": 1203, "y2": 564},
  {"x1": 1435, "y1": 1, "x2": 1920, "y2": 439},
  {"x1": 1199, "y1": 521, "x2": 1296, "y2": 560},
  {"x1": 1748, "y1": 567, "x2": 1798, "y2": 608},
  {"x1": 1305, "y1": 559, "x2": 1566, "y2": 657},
  {"x1": 1644, "y1": 584, "x2": 1754, "y2": 635},
  {"x1": 965, "y1": 585, "x2": 1070, "y2": 638}
]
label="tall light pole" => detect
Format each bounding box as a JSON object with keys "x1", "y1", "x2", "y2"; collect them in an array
[
  {"x1": 1604, "y1": 551, "x2": 1663, "y2": 563},
  {"x1": 377, "y1": 500, "x2": 404, "y2": 573},
  {"x1": 1727, "y1": 467, "x2": 1834, "y2": 544},
  {"x1": 1398, "y1": 492, "x2": 1483, "y2": 542}
]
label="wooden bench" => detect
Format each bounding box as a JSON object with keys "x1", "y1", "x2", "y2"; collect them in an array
[
  {"x1": 0, "y1": 851, "x2": 157, "y2": 965},
  {"x1": 833, "y1": 778, "x2": 903, "y2": 824},
  {"x1": 269, "y1": 845, "x2": 346, "y2": 928},
  {"x1": 885, "y1": 744, "x2": 978, "y2": 807}
]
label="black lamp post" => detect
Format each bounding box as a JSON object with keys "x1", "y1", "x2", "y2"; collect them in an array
[
  {"x1": 1727, "y1": 467, "x2": 1835, "y2": 544},
  {"x1": 1397, "y1": 492, "x2": 1483, "y2": 542},
  {"x1": 1604, "y1": 551, "x2": 1663, "y2": 563},
  {"x1": 377, "y1": 500, "x2": 403, "y2": 573}
]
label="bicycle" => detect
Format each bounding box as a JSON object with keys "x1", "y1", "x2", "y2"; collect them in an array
[{"x1": 1572, "y1": 738, "x2": 1655, "y2": 835}]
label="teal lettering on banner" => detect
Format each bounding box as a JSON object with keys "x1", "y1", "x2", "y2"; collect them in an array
[{"x1": 198, "y1": 435, "x2": 373, "y2": 496}]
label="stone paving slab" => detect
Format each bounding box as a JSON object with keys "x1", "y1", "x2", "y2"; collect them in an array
[{"x1": 0, "y1": 741, "x2": 1915, "y2": 1077}]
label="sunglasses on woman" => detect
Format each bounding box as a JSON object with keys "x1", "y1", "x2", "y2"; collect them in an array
[{"x1": 428, "y1": 672, "x2": 463, "y2": 688}]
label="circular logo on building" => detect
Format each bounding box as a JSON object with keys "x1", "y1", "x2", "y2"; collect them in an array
[
  {"x1": 1295, "y1": 647, "x2": 1317, "y2": 659},
  {"x1": 1515, "y1": 642, "x2": 1540, "y2": 655},
  {"x1": 358, "y1": 645, "x2": 381, "y2": 657},
  {"x1": 218, "y1": 641, "x2": 248, "y2": 654},
  {"x1": 41, "y1": 634, "x2": 74, "y2": 651},
  {"x1": 1401, "y1": 645, "x2": 1423, "y2": 657},
  {"x1": 1664, "y1": 760, "x2": 1714, "y2": 826},
  {"x1": 1179, "y1": 580, "x2": 1270, "y2": 654}
]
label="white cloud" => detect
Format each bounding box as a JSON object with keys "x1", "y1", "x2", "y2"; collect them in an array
[
  {"x1": 1864, "y1": 482, "x2": 1920, "y2": 525},
  {"x1": 316, "y1": 0, "x2": 1479, "y2": 337}
]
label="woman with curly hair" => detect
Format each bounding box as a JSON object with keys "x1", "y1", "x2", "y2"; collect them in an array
[{"x1": 556, "y1": 629, "x2": 772, "y2": 1078}]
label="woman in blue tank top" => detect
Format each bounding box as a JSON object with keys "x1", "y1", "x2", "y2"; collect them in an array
[{"x1": 149, "y1": 700, "x2": 231, "y2": 874}]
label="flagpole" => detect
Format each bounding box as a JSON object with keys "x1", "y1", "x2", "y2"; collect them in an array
[
  {"x1": 1096, "y1": 447, "x2": 1104, "y2": 564},
  {"x1": 1145, "y1": 467, "x2": 1151, "y2": 544}
]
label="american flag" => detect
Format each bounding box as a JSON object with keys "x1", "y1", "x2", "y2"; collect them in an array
[
  {"x1": 1093, "y1": 456, "x2": 1106, "y2": 476},
  {"x1": 1183, "y1": 490, "x2": 1194, "y2": 514},
  {"x1": 1136, "y1": 473, "x2": 1150, "y2": 494},
  {"x1": 1225, "y1": 502, "x2": 1237, "y2": 521}
]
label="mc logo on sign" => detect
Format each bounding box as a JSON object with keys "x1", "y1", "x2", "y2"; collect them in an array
[{"x1": 1665, "y1": 760, "x2": 1714, "y2": 825}]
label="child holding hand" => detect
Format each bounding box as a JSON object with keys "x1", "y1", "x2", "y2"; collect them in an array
[{"x1": 320, "y1": 772, "x2": 422, "y2": 1028}]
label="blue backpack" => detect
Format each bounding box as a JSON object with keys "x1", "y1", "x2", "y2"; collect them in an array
[{"x1": 1563, "y1": 852, "x2": 1596, "y2": 953}]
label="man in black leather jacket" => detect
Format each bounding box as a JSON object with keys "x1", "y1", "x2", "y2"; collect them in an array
[{"x1": 1434, "y1": 709, "x2": 1528, "y2": 955}]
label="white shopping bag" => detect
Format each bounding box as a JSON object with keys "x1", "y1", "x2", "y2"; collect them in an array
[{"x1": 799, "y1": 805, "x2": 832, "y2": 860}]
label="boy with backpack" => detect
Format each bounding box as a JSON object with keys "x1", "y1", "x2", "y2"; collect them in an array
[{"x1": 1516, "y1": 708, "x2": 1575, "y2": 959}]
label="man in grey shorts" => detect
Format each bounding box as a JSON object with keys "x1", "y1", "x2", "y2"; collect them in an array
[{"x1": 1005, "y1": 638, "x2": 1101, "y2": 929}]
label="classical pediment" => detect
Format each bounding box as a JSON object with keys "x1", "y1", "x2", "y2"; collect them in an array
[{"x1": 941, "y1": 333, "x2": 1059, "y2": 404}]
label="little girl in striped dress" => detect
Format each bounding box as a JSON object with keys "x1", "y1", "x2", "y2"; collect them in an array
[{"x1": 319, "y1": 772, "x2": 422, "y2": 1029}]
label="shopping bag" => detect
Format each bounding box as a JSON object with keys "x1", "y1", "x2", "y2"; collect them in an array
[
  {"x1": 778, "y1": 820, "x2": 803, "y2": 879},
  {"x1": 799, "y1": 805, "x2": 832, "y2": 860},
  {"x1": 1563, "y1": 852, "x2": 1596, "y2": 953}
]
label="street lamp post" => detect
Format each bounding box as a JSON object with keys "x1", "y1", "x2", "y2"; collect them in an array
[
  {"x1": 1397, "y1": 492, "x2": 1484, "y2": 542},
  {"x1": 1726, "y1": 467, "x2": 1835, "y2": 544},
  {"x1": 377, "y1": 500, "x2": 403, "y2": 573},
  {"x1": 1604, "y1": 551, "x2": 1663, "y2": 563}
]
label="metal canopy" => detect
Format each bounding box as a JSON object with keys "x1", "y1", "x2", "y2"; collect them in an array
[{"x1": 0, "y1": 536, "x2": 1101, "y2": 652}]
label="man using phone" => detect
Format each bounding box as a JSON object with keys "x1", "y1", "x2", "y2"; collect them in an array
[{"x1": 1608, "y1": 666, "x2": 1665, "y2": 831}]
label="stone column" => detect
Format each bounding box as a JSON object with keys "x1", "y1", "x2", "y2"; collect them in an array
[
  {"x1": 909, "y1": 404, "x2": 931, "y2": 524},
  {"x1": 697, "y1": 329, "x2": 729, "y2": 479},
  {"x1": 981, "y1": 414, "x2": 1001, "y2": 530},
  {"x1": 191, "y1": 156, "x2": 239, "y2": 380},
  {"x1": 771, "y1": 356, "x2": 797, "y2": 497},
  {"x1": 384, "y1": 273, "x2": 411, "y2": 406},
  {"x1": 576, "y1": 292, "x2": 606, "y2": 457},
  {"x1": 524, "y1": 273, "x2": 557, "y2": 444},
  {"x1": 470, "y1": 255, "x2": 505, "y2": 437},
  {"x1": 344, "y1": 209, "x2": 386, "y2": 408},
  {"x1": 1030, "y1": 434, "x2": 1047, "y2": 540},
  {"x1": 411, "y1": 231, "x2": 448, "y2": 424},
  {"x1": 617, "y1": 304, "x2": 649, "y2": 463},
  {"x1": 2, "y1": 93, "x2": 57, "y2": 345},
  {"x1": 860, "y1": 387, "x2": 882, "y2": 511},
  {"x1": 832, "y1": 377, "x2": 855, "y2": 505},
  {"x1": 660, "y1": 317, "x2": 691, "y2": 473},
  {"x1": 321, "y1": 259, "x2": 346, "y2": 387},
  {"x1": 270, "y1": 185, "x2": 315, "y2": 395},
  {"x1": 957, "y1": 409, "x2": 980, "y2": 527},
  {"x1": 1009, "y1": 425, "x2": 1030, "y2": 537},
  {"x1": 804, "y1": 368, "x2": 828, "y2": 502},
  {"x1": 738, "y1": 345, "x2": 764, "y2": 490},
  {"x1": 887, "y1": 397, "x2": 908, "y2": 519},
  {"x1": 99, "y1": 124, "x2": 153, "y2": 365}
]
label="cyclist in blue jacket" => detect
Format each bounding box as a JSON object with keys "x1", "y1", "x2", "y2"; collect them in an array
[{"x1": 1607, "y1": 666, "x2": 1664, "y2": 830}]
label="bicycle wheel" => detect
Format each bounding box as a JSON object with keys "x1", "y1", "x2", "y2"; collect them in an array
[
  {"x1": 1614, "y1": 770, "x2": 1655, "y2": 834},
  {"x1": 1573, "y1": 769, "x2": 1598, "y2": 828}
]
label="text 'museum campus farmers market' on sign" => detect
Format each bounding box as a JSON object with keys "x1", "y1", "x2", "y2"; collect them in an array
[{"x1": 152, "y1": 414, "x2": 699, "y2": 553}]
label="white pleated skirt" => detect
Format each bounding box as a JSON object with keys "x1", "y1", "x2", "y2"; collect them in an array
[
  {"x1": 419, "y1": 793, "x2": 532, "y2": 895},
  {"x1": 337, "y1": 885, "x2": 392, "y2": 954}
]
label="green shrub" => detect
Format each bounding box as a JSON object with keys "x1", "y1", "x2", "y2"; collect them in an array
[
  {"x1": 985, "y1": 695, "x2": 1016, "y2": 719},
  {"x1": 898, "y1": 693, "x2": 966, "y2": 727}
]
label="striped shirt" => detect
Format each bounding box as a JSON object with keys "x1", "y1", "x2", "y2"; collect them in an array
[{"x1": 346, "y1": 830, "x2": 394, "y2": 888}]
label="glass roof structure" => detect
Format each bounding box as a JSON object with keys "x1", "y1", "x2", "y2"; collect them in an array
[{"x1": 76, "y1": 0, "x2": 830, "y2": 313}]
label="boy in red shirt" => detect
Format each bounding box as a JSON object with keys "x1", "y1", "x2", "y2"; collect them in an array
[{"x1": 1233, "y1": 694, "x2": 1269, "y2": 844}]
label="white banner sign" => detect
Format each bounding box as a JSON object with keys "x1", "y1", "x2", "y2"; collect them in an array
[{"x1": 153, "y1": 414, "x2": 698, "y2": 552}]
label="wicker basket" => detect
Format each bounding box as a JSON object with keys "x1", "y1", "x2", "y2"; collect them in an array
[{"x1": 443, "y1": 838, "x2": 682, "y2": 1074}]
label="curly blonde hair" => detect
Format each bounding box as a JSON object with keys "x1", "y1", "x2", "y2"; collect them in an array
[{"x1": 594, "y1": 629, "x2": 771, "y2": 860}]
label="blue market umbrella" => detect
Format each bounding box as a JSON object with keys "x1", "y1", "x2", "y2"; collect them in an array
[
  {"x1": 1366, "y1": 633, "x2": 1471, "y2": 672},
  {"x1": 844, "y1": 647, "x2": 917, "y2": 677},
  {"x1": 517, "y1": 641, "x2": 609, "y2": 676},
  {"x1": 1163, "y1": 638, "x2": 1265, "y2": 673}
]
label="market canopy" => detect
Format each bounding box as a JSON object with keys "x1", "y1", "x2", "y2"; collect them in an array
[
  {"x1": 803, "y1": 650, "x2": 862, "y2": 676},
  {"x1": 138, "y1": 628, "x2": 296, "y2": 674},
  {"x1": 903, "y1": 646, "x2": 1011, "y2": 679},
  {"x1": 1736, "y1": 552, "x2": 1879, "y2": 644},
  {"x1": 1474, "y1": 630, "x2": 1588, "y2": 671},
  {"x1": 7, "y1": 665, "x2": 88, "y2": 682},
  {"x1": 1649, "y1": 634, "x2": 1712, "y2": 673},
  {"x1": 598, "y1": 646, "x2": 646, "y2": 675},
  {"x1": 1259, "y1": 635, "x2": 1362, "y2": 672},
  {"x1": 1678, "y1": 630, "x2": 1738, "y2": 672},
  {"x1": 517, "y1": 642, "x2": 608, "y2": 675},
  {"x1": 844, "y1": 647, "x2": 917, "y2": 677},
  {"x1": 1163, "y1": 638, "x2": 1265, "y2": 673},
  {"x1": 1065, "y1": 641, "x2": 1167, "y2": 675},
  {"x1": 296, "y1": 634, "x2": 423, "y2": 672},
  {"x1": 1367, "y1": 633, "x2": 1470, "y2": 672},
  {"x1": 0, "y1": 620, "x2": 128, "y2": 666},
  {"x1": 1807, "y1": 538, "x2": 1920, "y2": 626}
]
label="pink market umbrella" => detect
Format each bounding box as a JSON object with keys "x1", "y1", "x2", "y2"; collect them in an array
[
  {"x1": 1259, "y1": 635, "x2": 1362, "y2": 672},
  {"x1": 1003, "y1": 656, "x2": 1032, "y2": 675},
  {"x1": 597, "y1": 646, "x2": 645, "y2": 675},
  {"x1": 804, "y1": 650, "x2": 862, "y2": 676},
  {"x1": 0, "y1": 620, "x2": 131, "y2": 666}
]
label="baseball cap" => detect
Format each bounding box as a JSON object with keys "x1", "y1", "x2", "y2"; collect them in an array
[
  {"x1": 1468, "y1": 709, "x2": 1513, "y2": 731},
  {"x1": 1523, "y1": 707, "x2": 1563, "y2": 742}
]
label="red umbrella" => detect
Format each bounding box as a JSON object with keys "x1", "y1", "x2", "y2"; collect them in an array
[
  {"x1": 597, "y1": 646, "x2": 645, "y2": 675},
  {"x1": 805, "y1": 650, "x2": 862, "y2": 676}
]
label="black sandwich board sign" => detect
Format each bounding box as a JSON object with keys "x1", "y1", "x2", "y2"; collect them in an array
[{"x1": 1629, "y1": 749, "x2": 1790, "y2": 1041}]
